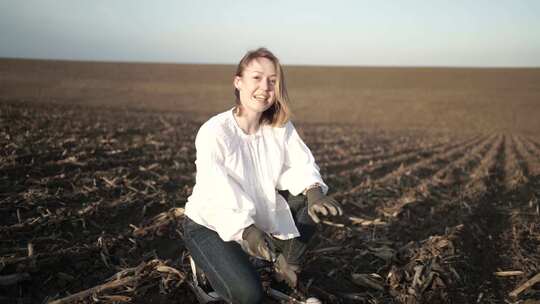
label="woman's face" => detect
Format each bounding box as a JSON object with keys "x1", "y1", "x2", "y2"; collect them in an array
[{"x1": 234, "y1": 57, "x2": 277, "y2": 115}]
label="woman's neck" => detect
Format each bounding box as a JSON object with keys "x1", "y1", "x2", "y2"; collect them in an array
[{"x1": 234, "y1": 107, "x2": 261, "y2": 135}]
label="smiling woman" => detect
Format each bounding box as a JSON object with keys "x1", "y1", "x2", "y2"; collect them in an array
[
  {"x1": 234, "y1": 57, "x2": 277, "y2": 125},
  {"x1": 182, "y1": 47, "x2": 342, "y2": 303},
  {"x1": 233, "y1": 48, "x2": 291, "y2": 130}
]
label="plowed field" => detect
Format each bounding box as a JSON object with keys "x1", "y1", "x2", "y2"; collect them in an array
[{"x1": 1, "y1": 99, "x2": 538, "y2": 303}]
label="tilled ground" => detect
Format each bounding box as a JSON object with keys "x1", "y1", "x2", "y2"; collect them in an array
[{"x1": 1, "y1": 100, "x2": 539, "y2": 303}]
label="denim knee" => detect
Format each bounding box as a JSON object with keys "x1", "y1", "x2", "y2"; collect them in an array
[{"x1": 229, "y1": 280, "x2": 264, "y2": 304}]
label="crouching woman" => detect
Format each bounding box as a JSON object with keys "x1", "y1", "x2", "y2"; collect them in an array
[{"x1": 183, "y1": 48, "x2": 342, "y2": 304}]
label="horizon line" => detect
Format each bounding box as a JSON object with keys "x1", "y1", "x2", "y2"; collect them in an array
[{"x1": 1, "y1": 55, "x2": 540, "y2": 70}]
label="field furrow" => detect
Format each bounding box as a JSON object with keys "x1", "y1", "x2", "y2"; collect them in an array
[
  {"x1": 319, "y1": 134, "x2": 457, "y2": 174},
  {"x1": 381, "y1": 134, "x2": 504, "y2": 242},
  {"x1": 520, "y1": 135, "x2": 540, "y2": 166},
  {"x1": 513, "y1": 135, "x2": 540, "y2": 176},
  {"x1": 324, "y1": 135, "x2": 481, "y2": 194},
  {"x1": 525, "y1": 136, "x2": 540, "y2": 151},
  {"x1": 503, "y1": 135, "x2": 528, "y2": 192},
  {"x1": 376, "y1": 134, "x2": 497, "y2": 217},
  {"x1": 332, "y1": 134, "x2": 485, "y2": 202}
]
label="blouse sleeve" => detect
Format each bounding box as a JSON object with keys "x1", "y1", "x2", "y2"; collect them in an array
[
  {"x1": 276, "y1": 122, "x2": 328, "y2": 196},
  {"x1": 192, "y1": 124, "x2": 256, "y2": 242}
]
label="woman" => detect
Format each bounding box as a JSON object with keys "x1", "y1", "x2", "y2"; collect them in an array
[{"x1": 183, "y1": 48, "x2": 342, "y2": 304}]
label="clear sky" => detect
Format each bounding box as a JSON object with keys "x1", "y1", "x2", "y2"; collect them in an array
[{"x1": 1, "y1": 0, "x2": 539, "y2": 67}]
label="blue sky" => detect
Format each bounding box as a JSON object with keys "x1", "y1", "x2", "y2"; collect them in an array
[{"x1": 1, "y1": 0, "x2": 539, "y2": 67}]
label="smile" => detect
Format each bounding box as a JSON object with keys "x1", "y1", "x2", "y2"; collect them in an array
[{"x1": 254, "y1": 95, "x2": 269, "y2": 102}]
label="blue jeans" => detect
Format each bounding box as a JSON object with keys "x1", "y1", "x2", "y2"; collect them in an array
[{"x1": 183, "y1": 192, "x2": 316, "y2": 304}]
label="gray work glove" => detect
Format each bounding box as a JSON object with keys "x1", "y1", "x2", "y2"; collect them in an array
[
  {"x1": 242, "y1": 224, "x2": 275, "y2": 261},
  {"x1": 274, "y1": 254, "x2": 300, "y2": 288},
  {"x1": 306, "y1": 187, "x2": 343, "y2": 223}
]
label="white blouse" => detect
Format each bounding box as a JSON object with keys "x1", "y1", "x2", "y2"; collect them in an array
[{"x1": 184, "y1": 108, "x2": 328, "y2": 242}]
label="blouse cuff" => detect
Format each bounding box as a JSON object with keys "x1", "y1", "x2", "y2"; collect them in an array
[{"x1": 302, "y1": 183, "x2": 322, "y2": 195}]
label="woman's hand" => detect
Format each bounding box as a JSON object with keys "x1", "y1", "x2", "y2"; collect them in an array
[{"x1": 306, "y1": 187, "x2": 343, "y2": 223}]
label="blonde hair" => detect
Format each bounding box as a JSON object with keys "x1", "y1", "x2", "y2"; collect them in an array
[{"x1": 233, "y1": 47, "x2": 291, "y2": 127}]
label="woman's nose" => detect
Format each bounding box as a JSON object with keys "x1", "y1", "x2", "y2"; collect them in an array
[{"x1": 260, "y1": 79, "x2": 270, "y2": 91}]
